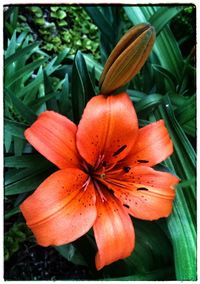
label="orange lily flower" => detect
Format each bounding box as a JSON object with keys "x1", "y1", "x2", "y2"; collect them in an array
[{"x1": 20, "y1": 92, "x2": 179, "y2": 270}]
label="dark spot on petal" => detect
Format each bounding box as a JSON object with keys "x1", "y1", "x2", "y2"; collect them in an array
[
  {"x1": 137, "y1": 187, "x2": 149, "y2": 191},
  {"x1": 113, "y1": 145, "x2": 127, "y2": 156},
  {"x1": 102, "y1": 161, "x2": 107, "y2": 166},
  {"x1": 137, "y1": 160, "x2": 149, "y2": 163},
  {"x1": 123, "y1": 204, "x2": 130, "y2": 208},
  {"x1": 123, "y1": 166, "x2": 131, "y2": 173}
]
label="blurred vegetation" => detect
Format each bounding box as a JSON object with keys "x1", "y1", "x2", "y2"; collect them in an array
[
  {"x1": 4, "y1": 5, "x2": 195, "y2": 61},
  {"x1": 4, "y1": 222, "x2": 31, "y2": 261},
  {"x1": 5, "y1": 6, "x2": 100, "y2": 60},
  {"x1": 171, "y1": 5, "x2": 195, "y2": 57}
]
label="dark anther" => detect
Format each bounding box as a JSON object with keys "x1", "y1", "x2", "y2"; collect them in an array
[
  {"x1": 102, "y1": 161, "x2": 107, "y2": 167},
  {"x1": 123, "y1": 204, "x2": 130, "y2": 208},
  {"x1": 137, "y1": 159, "x2": 149, "y2": 163},
  {"x1": 108, "y1": 188, "x2": 114, "y2": 195},
  {"x1": 113, "y1": 145, "x2": 127, "y2": 156},
  {"x1": 137, "y1": 187, "x2": 149, "y2": 191},
  {"x1": 123, "y1": 166, "x2": 131, "y2": 173}
]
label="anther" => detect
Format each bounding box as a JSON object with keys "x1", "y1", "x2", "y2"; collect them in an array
[
  {"x1": 123, "y1": 166, "x2": 131, "y2": 173},
  {"x1": 137, "y1": 187, "x2": 148, "y2": 191},
  {"x1": 137, "y1": 159, "x2": 149, "y2": 163},
  {"x1": 113, "y1": 145, "x2": 127, "y2": 156}
]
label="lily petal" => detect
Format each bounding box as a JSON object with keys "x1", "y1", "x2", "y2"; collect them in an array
[
  {"x1": 25, "y1": 111, "x2": 81, "y2": 169},
  {"x1": 76, "y1": 93, "x2": 138, "y2": 167},
  {"x1": 93, "y1": 186, "x2": 135, "y2": 270},
  {"x1": 20, "y1": 168, "x2": 97, "y2": 246},
  {"x1": 121, "y1": 120, "x2": 173, "y2": 167},
  {"x1": 105, "y1": 166, "x2": 179, "y2": 220}
]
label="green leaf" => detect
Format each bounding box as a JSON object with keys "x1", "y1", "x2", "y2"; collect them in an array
[
  {"x1": 149, "y1": 6, "x2": 184, "y2": 35},
  {"x1": 4, "y1": 131, "x2": 12, "y2": 153},
  {"x1": 4, "y1": 119, "x2": 27, "y2": 139},
  {"x1": 56, "y1": 10, "x2": 66, "y2": 20},
  {"x1": 84, "y1": 6, "x2": 113, "y2": 42},
  {"x1": 134, "y1": 93, "x2": 163, "y2": 113},
  {"x1": 71, "y1": 50, "x2": 96, "y2": 123},
  {"x1": 175, "y1": 95, "x2": 196, "y2": 137},
  {"x1": 5, "y1": 88, "x2": 37, "y2": 124},
  {"x1": 153, "y1": 96, "x2": 196, "y2": 280},
  {"x1": 5, "y1": 168, "x2": 54, "y2": 196},
  {"x1": 5, "y1": 207, "x2": 20, "y2": 220},
  {"x1": 55, "y1": 244, "x2": 88, "y2": 267},
  {"x1": 5, "y1": 30, "x2": 17, "y2": 57},
  {"x1": 5, "y1": 154, "x2": 48, "y2": 168},
  {"x1": 44, "y1": 56, "x2": 61, "y2": 76},
  {"x1": 153, "y1": 64, "x2": 177, "y2": 91},
  {"x1": 105, "y1": 267, "x2": 174, "y2": 281},
  {"x1": 32, "y1": 91, "x2": 58, "y2": 110},
  {"x1": 59, "y1": 74, "x2": 72, "y2": 117},
  {"x1": 100, "y1": 219, "x2": 173, "y2": 279},
  {"x1": 43, "y1": 71, "x2": 59, "y2": 112},
  {"x1": 83, "y1": 53, "x2": 103, "y2": 80},
  {"x1": 4, "y1": 42, "x2": 39, "y2": 68},
  {"x1": 53, "y1": 48, "x2": 70, "y2": 66},
  {"x1": 6, "y1": 58, "x2": 46, "y2": 87},
  {"x1": 124, "y1": 6, "x2": 184, "y2": 82},
  {"x1": 14, "y1": 136, "x2": 25, "y2": 156},
  {"x1": 17, "y1": 67, "x2": 43, "y2": 100}
]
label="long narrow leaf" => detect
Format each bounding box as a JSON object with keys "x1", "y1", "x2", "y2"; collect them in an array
[{"x1": 5, "y1": 88, "x2": 37, "y2": 124}]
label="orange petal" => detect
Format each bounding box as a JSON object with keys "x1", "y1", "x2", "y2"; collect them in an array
[
  {"x1": 93, "y1": 186, "x2": 135, "y2": 270},
  {"x1": 76, "y1": 92, "x2": 138, "y2": 167},
  {"x1": 20, "y1": 168, "x2": 97, "y2": 246},
  {"x1": 25, "y1": 111, "x2": 81, "y2": 169},
  {"x1": 107, "y1": 166, "x2": 179, "y2": 221},
  {"x1": 121, "y1": 120, "x2": 173, "y2": 167}
]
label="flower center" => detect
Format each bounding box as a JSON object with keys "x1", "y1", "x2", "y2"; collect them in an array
[{"x1": 82, "y1": 153, "x2": 131, "y2": 203}]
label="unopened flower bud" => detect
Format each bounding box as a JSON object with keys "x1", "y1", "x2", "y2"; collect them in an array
[{"x1": 99, "y1": 23, "x2": 156, "y2": 94}]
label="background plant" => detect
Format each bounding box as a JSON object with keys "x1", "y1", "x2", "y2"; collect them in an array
[{"x1": 4, "y1": 4, "x2": 196, "y2": 281}]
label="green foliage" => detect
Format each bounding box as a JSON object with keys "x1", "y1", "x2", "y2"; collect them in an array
[
  {"x1": 4, "y1": 223, "x2": 31, "y2": 261},
  {"x1": 5, "y1": 6, "x2": 100, "y2": 60},
  {"x1": 4, "y1": 4, "x2": 196, "y2": 281}
]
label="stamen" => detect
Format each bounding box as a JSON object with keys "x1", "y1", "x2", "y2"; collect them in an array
[
  {"x1": 123, "y1": 166, "x2": 131, "y2": 173},
  {"x1": 82, "y1": 176, "x2": 91, "y2": 191},
  {"x1": 102, "y1": 161, "x2": 107, "y2": 167},
  {"x1": 100, "y1": 173, "x2": 106, "y2": 179},
  {"x1": 93, "y1": 180, "x2": 107, "y2": 202},
  {"x1": 94, "y1": 154, "x2": 105, "y2": 170},
  {"x1": 104, "y1": 161, "x2": 118, "y2": 172},
  {"x1": 105, "y1": 177, "x2": 128, "y2": 189},
  {"x1": 81, "y1": 160, "x2": 89, "y2": 172}
]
